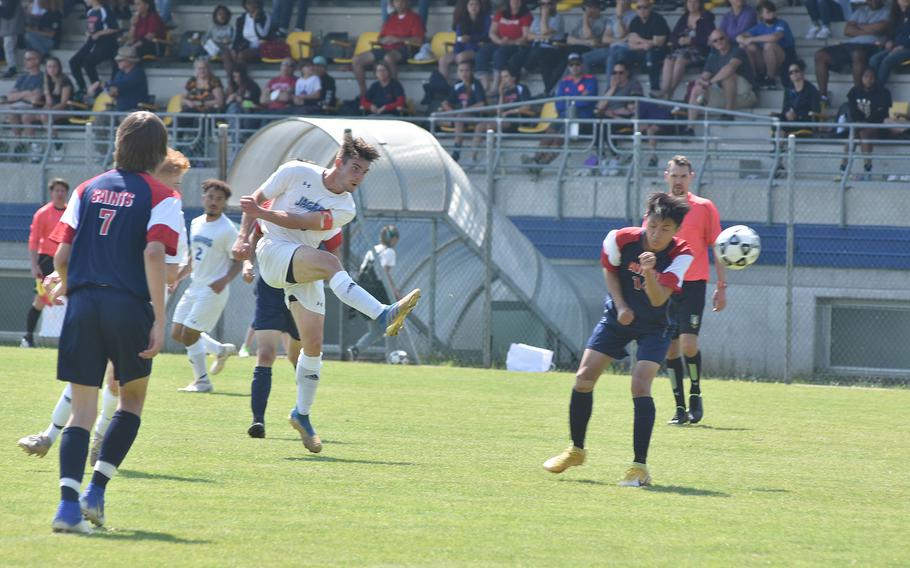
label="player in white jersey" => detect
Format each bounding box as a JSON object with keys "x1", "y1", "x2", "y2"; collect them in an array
[
  {"x1": 233, "y1": 133, "x2": 421, "y2": 453},
  {"x1": 173, "y1": 179, "x2": 242, "y2": 393},
  {"x1": 18, "y1": 148, "x2": 191, "y2": 462}
]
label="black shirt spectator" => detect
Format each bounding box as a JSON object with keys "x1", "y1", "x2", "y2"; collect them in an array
[
  {"x1": 25, "y1": 3, "x2": 64, "y2": 54},
  {"x1": 69, "y1": 1, "x2": 121, "y2": 94}
]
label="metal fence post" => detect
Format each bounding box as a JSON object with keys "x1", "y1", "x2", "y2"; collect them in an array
[
  {"x1": 632, "y1": 131, "x2": 642, "y2": 226},
  {"x1": 785, "y1": 134, "x2": 796, "y2": 384},
  {"x1": 483, "y1": 128, "x2": 494, "y2": 368},
  {"x1": 429, "y1": 217, "x2": 437, "y2": 359},
  {"x1": 217, "y1": 122, "x2": 229, "y2": 180},
  {"x1": 84, "y1": 121, "x2": 94, "y2": 167}
]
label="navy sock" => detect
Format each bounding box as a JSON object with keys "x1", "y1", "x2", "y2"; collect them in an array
[
  {"x1": 92, "y1": 410, "x2": 141, "y2": 489},
  {"x1": 569, "y1": 389, "x2": 593, "y2": 449},
  {"x1": 667, "y1": 357, "x2": 686, "y2": 410},
  {"x1": 687, "y1": 351, "x2": 702, "y2": 395},
  {"x1": 59, "y1": 427, "x2": 90, "y2": 502},
  {"x1": 26, "y1": 306, "x2": 41, "y2": 336},
  {"x1": 632, "y1": 397, "x2": 656, "y2": 465},
  {"x1": 251, "y1": 366, "x2": 273, "y2": 424}
]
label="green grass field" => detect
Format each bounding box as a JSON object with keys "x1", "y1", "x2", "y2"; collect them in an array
[{"x1": 1, "y1": 346, "x2": 907, "y2": 567}]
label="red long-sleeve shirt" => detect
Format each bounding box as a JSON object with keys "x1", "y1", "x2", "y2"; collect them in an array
[
  {"x1": 133, "y1": 11, "x2": 166, "y2": 42},
  {"x1": 29, "y1": 202, "x2": 66, "y2": 256}
]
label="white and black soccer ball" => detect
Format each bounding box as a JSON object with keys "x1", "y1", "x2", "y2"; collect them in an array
[
  {"x1": 387, "y1": 350, "x2": 410, "y2": 365},
  {"x1": 714, "y1": 225, "x2": 761, "y2": 270}
]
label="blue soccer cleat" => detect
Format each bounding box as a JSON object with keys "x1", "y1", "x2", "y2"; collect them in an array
[
  {"x1": 52, "y1": 500, "x2": 93, "y2": 534},
  {"x1": 380, "y1": 289, "x2": 421, "y2": 337},
  {"x1": 289, "y1": 408, "x2": 322, "y2": 453},
  {"x1": 79, "y1": 483, "x2": 105, "y2": 527}
]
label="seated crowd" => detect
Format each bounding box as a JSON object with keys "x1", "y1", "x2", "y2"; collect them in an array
[{"x1": 0, "y1": 0, "x2": 908, "y2": 172}]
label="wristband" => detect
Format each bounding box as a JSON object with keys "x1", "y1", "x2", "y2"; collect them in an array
[{"x1": 319, "y1": 210, "x2": 333, "y2": 230}]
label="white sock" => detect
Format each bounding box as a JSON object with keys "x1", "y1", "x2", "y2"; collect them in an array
[
  {"x1": 199, "y1": 332, "x2": 224, "y2": 355},
  {"x1": 186, "y1": 340, "x2": 209, "y2": 382},
  {"x1": 328, "y1": 271, "x2": 385, "y2": 320},
  {"x1": 295, "y1": 353, "x2": 322, "y2": 416},
  {"x1": 44, "y1": 384, "x2": 73, "y2": 443},
  {"x1": 94, "y1": 385, "x2": 119, "y2": 438}
]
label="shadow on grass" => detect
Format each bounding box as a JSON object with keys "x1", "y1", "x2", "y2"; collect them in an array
[
  {"x1": 271, "y1": 437, "x2": 351, "y2": 445},
  {"x1": 285, "y1": 455, "x2": 414, "y2": 467},
  {"x1": 751, "y1": 487, "x2": 790, "y2": 493},
  {"x1": 556, "y1": 478, "x2": 611, "y2": 486},
  {"x1": 94, "y1": 528, "x2": 210, "y2": 544},
  {"x1": 644, "y1": 485, "x2": 730, "y2": 497},
  {"x1": 207, "y1": 392, "x2": 249, "y2": 398},
  {"x1": 119, "y1": 469, "x2": 215, "y2": 484},
  {"x1": 690, "y1": 425, "x2": 752, "y2": 431}
]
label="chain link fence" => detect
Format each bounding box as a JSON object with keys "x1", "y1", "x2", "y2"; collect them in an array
[{"x1": 1, "y1": 110, "x2": 908, "y2": 386}]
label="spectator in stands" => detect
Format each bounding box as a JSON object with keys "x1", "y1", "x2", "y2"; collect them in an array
[
  {"x1": 39, "y1": 55, "x2": 74, "y2": 157},
  {"x1": 292, "y1": 58, "x2": 322, "y2": 114},
  {"x1": 89, "y1": 45, "x2": 148, "y2": 112},
  {"x1": 361, "y1": 60, "x2": 408, "y2": 116},
  {"x1": 353, "y1": 0, "x2": 425, "y2": 98},
  {"x1": 869, "y1": 0, "x2": 910, "y2": 86},
  {"x1": 581, "y1": 0, "x2": 636, "y2": 76},
  {"x1": 737, "y1": 1, "x2": 794, "y2": 89},
  {"x1": 69, "y1": 0, "x2": 121, "y2": 99},
  {"x1": 475, "y1": 0, "x2": 531, "y2": 92},
  {"x1": 313, "y1": 56, "x2": 337, "y2": 113},
  {"x1": 260, "y1": 57, "x2": 296, "y2": 113},
  {"x1": 526, "y1": 52, "x2": 597, "y2": 165},
  {"x1": 182, "y1": 58, "x2": 225, "y2": 114},
  {"x1": 202, "y1": 5, "x2": 234, "y2": 60},
  {"x1": 778, "y1": 59, "x2": 821, "y2": 134},
  {"x1": 225, "y1": 64, "x2": 260, "y2": 133},
  {"x1": 0, "y1": 0, "x2": 26, "y2": 78},
  {"x1": 2, "y1": 50, "x2": 44, "y2": 145},
  {"x1": 270, "y1": 0, "x2": 308, "y2": 37},
  {"x1": 223, "y1": 0, "x2": 271, "y2": 76},
  {"x1": 656, "y1": 0, "x2": 715, "y2": 100},
  {"x1": 804, "y1": 0, "x2": 850, "y2": 40},
  {"x1": 383, "y1": 0, "x2": 429, "y2": 29},
  {"x1": 566, "y1": 0, "x2": 610, "y2": 59},
  {"x1": 595, "y1": 60, "x2": 641, "y2": 171},
  {"x1": 439, "y1": 0, "x2": 491, "y2": 81},
  {"x1": 493, "y1": 65, "x2": 532, "y2": 129},
  {"x1": 842, "y1": 67, "x2": 891, "y2": 179},
  {"x1": 814, "y1": 0, "x2": 889, "y2": 105},
  {"x1": 684, "y1": 30, "x2": 756, "y2": 130},
  {"x1": 622, "y1": 0, "x2": 670, "y2": 93},
  {"x1": 25, "y1": 0, "x2": 64, "y2": 56},
  {"x1": 154, "y1": 0, "x2": 171, "y2": 26},
  {"x1": 126, "y1": 0, "x2": 166, "y2": 59},
  {"x1": 520, "y1": 0, "x2": 565, "y2": 95},
  {"x1": 441, "y1": 59, "x2": 487, "y2": 162},
  {"x1": 718, "y1": 0, "x2": 756, "y2": 45}
]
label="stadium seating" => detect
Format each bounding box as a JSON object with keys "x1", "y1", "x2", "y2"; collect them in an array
[
  {"x1": 407, "y1": 31, "x2": 455, "y2": 65},
  {"x1": 330, "y1": 32, "x2": 380, "y2": 65}
]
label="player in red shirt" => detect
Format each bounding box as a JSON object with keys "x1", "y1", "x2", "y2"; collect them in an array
[
  {"x1": 352, "y1": 0, "x2": 425, "y2": 97},
  {"x1": 45, "y1": 111, "x2": 182, "y2": 534},
  {"x1": 22, "y1": 178, "x2": 69, "y2": 348},
  {"x1": 661, "y1": 155, "x2": 726, "y2": 425},
  {"x1": 543, "y1": 192, "x2": 692, "y2": 487}
]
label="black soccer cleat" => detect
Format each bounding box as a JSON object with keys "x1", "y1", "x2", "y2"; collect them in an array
[
  {"x1": 247, "y1": 422, "x2": 265, "y2": 438},
  {"x1": 667, "y1": 407, "x2": 689, "y2": 425},
  {"x1": 688, "y1": 395, "x2": 703, "y2": 423}
]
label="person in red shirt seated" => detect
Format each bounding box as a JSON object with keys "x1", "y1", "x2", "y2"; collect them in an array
[
  {"x1": 126, "y1": 0, "x2": 167, "y2": 58},
  {"x1": 360, "y1": 61, "x2": 407, "y2": 116},
  {"x1": 260, "y1": 57, "x2": 297, "y2": 114},
  {"x1": 352, "y1": 0, "x2": 425, "y2": 99}
]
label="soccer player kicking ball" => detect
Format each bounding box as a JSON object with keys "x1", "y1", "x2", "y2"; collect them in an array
[
  {"x1": 660, "y1": 155, "x2": 726, "y2": 425},
  {"x1": 173, "y1": 180, "x2": 242, "y2": 393},
  {"x1": 44, "y1": 111, "x2": 183, "y2": 534},
  {"x1": 233, "y1": 133, "x2": 420, "y2": 454},
  {"x1": 543, "y1": 192, "x2": 692, "y2": 486}
]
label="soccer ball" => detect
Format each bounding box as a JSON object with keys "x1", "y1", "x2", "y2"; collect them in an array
[
  {"x1": 714, "y1": 225, "x2": 761, "y2": 270},
  {"x1": 387, "y1": 350, "x2": 410, "y2": 365}
]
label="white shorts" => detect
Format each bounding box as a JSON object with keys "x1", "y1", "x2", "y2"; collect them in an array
[
  {"x1": 256, "y1": 237, "x2": 327, "y2": 316},
  {"x1": 172, "y1": 283, "x2": 230, "y2": 332}
]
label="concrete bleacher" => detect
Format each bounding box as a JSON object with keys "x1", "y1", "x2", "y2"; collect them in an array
[{"x1": 3, "y1": 2, "x2": 908, "y2": 118}]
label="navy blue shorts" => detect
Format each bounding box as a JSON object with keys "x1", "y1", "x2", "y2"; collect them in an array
[
  {"x1": 58, "y1": 286, "x2": 154, "y2": 387},
  {"x1": 585, "y1": 306, "x2": 674, "y2": 364},
  {"x1": 252, "y1": 276, "x2": 299, "y2": 341},
  {"x1": 672, "y1": 280, "x2": 707, "y2": 338}
]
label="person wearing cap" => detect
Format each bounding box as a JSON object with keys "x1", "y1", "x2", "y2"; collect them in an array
[
  {"x1": 313, "y1": 55, "x2": 337, "y2": 113},
  {"x1": 347, "y1": 225, "x2": 402, "y2": 362},
  {"x1": 88, "y1": 45, "x2": 149, "y2": 112}
]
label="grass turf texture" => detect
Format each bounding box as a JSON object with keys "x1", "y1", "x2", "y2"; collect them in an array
[{"x1": 1, "y1": 346, "x2": 907, "y2": 567}]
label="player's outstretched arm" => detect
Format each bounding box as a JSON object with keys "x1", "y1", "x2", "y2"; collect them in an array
[{"x1": 141, "y1": 241, "x2": 167, "y2": 359}]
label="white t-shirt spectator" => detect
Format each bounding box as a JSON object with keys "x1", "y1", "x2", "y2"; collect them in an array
[{"x1": 295, "y1": 75, "x2": 321, "y2": 97}]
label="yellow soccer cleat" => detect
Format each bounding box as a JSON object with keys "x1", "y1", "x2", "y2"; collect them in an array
[
  {"x1": 382, "y1": 289, "x2": 421, "y2": 336},
  {"x1": 17, "y1": 433, "x2": 52, "y2": 457},
  {"x1": 618, "y1": 463, "x2": 652, "y2": 487},
  {"x1": 543, "y1": 445, "x2": 586, "y2": 473}
]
